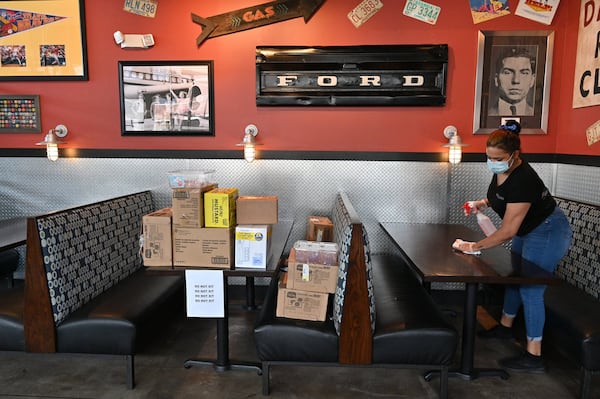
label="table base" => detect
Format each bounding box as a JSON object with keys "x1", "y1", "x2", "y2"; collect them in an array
[
  {"x1": 183, "y1": 358, "x2": 262, "y2": 374},
  {"x1": 424, "y1": 367, "x2": 509, "y2": 381}
]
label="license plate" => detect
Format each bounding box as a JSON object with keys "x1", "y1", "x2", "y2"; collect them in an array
[
  {"x1": 403, "y1": 0, "x2": 440, "y2": 25},
  {"x1": 123, "y1": 0, "x2": 158, "y2": 18},
  {"x1": 348, "y1": 0, "x2": 384, "y2": 28}
]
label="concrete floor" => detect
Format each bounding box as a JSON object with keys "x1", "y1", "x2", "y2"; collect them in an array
[{"x1": 0, "y1": 283, "x2": 598, "y2": 399}]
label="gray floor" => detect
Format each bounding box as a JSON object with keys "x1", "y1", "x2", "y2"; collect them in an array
[{"x1": 0, "y1": 282, "x2": 597, "y2": 399}]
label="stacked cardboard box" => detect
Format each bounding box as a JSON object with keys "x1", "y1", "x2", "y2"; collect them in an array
[
  {"x1": 306, "y1": 215, "x2": 334, "y2": 242},
  {"x1": 276, "y1": 241, "x2": 339, "y2": 321},
  {"x1": 142, "y1": 208, "x2": 173, "y2": 267},
  {"x1": 234, "y1": 196, "x2": 278, "y2": 269},
  {"x1": 171, "y1": 184, "x2": 236, "y2": 269}
]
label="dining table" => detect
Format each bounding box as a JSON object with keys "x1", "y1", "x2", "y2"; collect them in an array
[
  {"x1": 380, "y1": 222, "x2": 558, "y2": 381},
  {"x1": 183, "y1": 219, "x2": 294, "y2": 373}
]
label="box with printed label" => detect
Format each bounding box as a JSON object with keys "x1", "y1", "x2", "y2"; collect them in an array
[
  {"x1": 236, "y1": 195, "x2": 278, "y2": 225},
  {"x1": 293, "y1": 241, "x2": 339, "y2": 266},
  {"x1": 306, "y1": 215, "x2": 334, "y2": 242},
  {"x1": 276, "y1": 272, "x2": 329, "y2": 321},
  {"x1": 172, "y1": 184, "x2": 216, "y2": 229},
  {"x1": 287, "y1": 262, "x2": 339, "y2": 293},
  {"x1": 173, "y1": 227, "x2": 233, "y2": 268},
  {"x1": 204, "y1": 188, "x2": 238, "y2": 228},
  {"x1": 142, "y1": 208, "x2": 173, "y2": 267},
  {"x1": 235, "y1": 225, "x2": 271, "y2": 269}
]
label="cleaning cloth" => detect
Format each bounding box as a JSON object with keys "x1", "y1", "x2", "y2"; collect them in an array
[{"x1": 452, "y1": 239, "x2": 481, "y2": 255}]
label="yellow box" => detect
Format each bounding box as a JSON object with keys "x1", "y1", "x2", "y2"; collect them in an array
[
  {"x1": 204, "y1": 188, "x2": 239, "y2": 228},
  {"x1": 173, "y1": 227, "x2": 233, "y2": 269},
  {"x1": 142, "y1": 208, "x2": 173, "y2": 267}
]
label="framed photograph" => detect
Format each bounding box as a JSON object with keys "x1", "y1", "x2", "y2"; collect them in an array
[
  {"x1": 473, "y1": 30, "x2": 554, "y2": 135},
  {"x1": 119, "y1": 61, "x2": 215, "y2": 136},
  {"x1": 0, "y1": 95, "x2": 41, "y2": 133},
  {"x1": 0, "y1": 0, "x2": 88, "y2": 80}
]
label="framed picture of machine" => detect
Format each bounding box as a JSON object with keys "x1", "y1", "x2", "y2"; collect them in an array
[
  {"x1": 473, "y1": 30, "x2": 554, "y2": 135},
  {"x1": 0, "y1": 0, "x2": 88, "y2": 80},
  {"x1": 118, "y1": 60, "x2": 215, "y2": 136}
]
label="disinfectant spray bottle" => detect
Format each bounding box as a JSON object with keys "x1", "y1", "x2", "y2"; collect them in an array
[{"x1": 463, "y1": 201, "x2": 497, "y2": 237}]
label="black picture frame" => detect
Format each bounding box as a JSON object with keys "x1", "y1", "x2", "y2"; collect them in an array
[
  {"x1": 118, "y1": 60, "x2": 215, "y2": 136},
  {"x1": 0, "y1": 0, "x2": 88, "y2": 81},
  {"x1": 0, "y1": 95, "x2": 41, "y2": 133},
  {"x1": 473, "y1": 30, "x2": 554, "y2": 135}
]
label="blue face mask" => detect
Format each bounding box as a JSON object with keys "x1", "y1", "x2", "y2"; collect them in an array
[{"x1": 487, "y1": 153, "x2": 513, "y2": 174}]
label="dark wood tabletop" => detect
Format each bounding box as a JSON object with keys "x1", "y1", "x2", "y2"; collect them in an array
[
  {"x1": 0, "y1": 217, "x2": 27, "y2": 252},
  {"x1": 380, "y1": 222, "x2": 557, "y2": 286}
]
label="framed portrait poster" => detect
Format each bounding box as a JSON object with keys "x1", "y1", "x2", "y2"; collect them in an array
[
  {"x1": 473, "y1": 30, "x2": 554, "y2": 135},
  {"x1": 119, "y1": 61, "x2": 215, "y2": 136},
  {"x1": 0, "y1": 0, "x2": 88, "y2": 80}
]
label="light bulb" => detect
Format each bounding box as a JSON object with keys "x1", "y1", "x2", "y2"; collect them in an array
[
  {"x1": 448, "y1": 145, "x2": 462, "y2": 165},
  {"x1": 46, "y1": 143, "x2": 59, "y2": 161},
  {"x1": 244, "y1": 144, "x2": 256, "y2": 163}
]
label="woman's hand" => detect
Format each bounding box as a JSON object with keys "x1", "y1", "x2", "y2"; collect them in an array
[
  {"x1": 452, "y1": 239, "x2": 479, "y2": 254},
  {"x1": 463, "y1": 199, "x2": 488, "y2": 216}
]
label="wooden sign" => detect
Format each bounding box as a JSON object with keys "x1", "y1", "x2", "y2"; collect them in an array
[
  {"x1": 192, "y1": 0, "x2": 325, "y2": 47},
  {"x1": 256, "y1": 45, "x2": 448, "y2": 106}
]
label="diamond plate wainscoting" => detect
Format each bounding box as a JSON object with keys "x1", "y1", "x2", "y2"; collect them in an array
[{"x1": 1, "y1": 158, "x2": 598, "y2": 285}]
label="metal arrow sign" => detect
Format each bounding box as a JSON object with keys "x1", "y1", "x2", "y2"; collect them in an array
[{"x1": 191, "y1": 0, "x2": 326, "y2": 47}]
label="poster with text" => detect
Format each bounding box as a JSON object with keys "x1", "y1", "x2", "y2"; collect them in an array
[
  {"x1": 573, "y1": 0, "x2": 600, "y2": 109},
  {"x1": 515, "y1": 0, "x2": 560, "y2": 25}
]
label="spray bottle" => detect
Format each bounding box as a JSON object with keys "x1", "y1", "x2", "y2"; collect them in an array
[{"x1": 462, "y1": 201, "x2": 497, "y2": 237}]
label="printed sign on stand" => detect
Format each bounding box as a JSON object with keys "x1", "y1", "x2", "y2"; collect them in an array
[{"x1": 185, "y1": 270, "x2": 225, "y2": 318}]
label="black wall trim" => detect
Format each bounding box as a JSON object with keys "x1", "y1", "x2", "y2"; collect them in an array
[{"x1": 0, "y1": 148, "x2": 596, "y2": 166}]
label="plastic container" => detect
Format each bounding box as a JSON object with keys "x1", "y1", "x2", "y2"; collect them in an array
[
  {"x1": 293, "y1": 240, "x2": 339, "y2": 265},
  {"x1": 476, "y1": 212, "x2": 497, "y2": 237},
  {"x1": 167, "y1": 169, "x2": 215, "y2": 188}
]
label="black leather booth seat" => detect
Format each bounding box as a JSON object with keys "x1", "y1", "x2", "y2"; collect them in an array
[
  {"x1": 0, "y1": 286, "x2": 25, "y2": 351},
  {"x1": 0, "y1": 249, "x2": 19, "y2": 287},
  {"x1": 371, "y1": 255, "x2": 457, "y2": 366},
  {"x1": 254, "y1": 267, "x2": 338, "y2": 363},
  {"x1": 56, "y1": 270, "x2": 184, "y2": 355}
]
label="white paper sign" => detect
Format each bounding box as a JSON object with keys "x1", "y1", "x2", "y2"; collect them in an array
[
  {"x1": 572, "y1": 0, "x2": 600, "y2": 109},
  {"x1": 348, "y1": 0, "x2": 384, "y2": 28},
  {"x1": 515, "y1": 0, "x2": 560, "y2": 25},
  {"x1": 123, "y1": 0, "x2": 158, "y2": 18},
  {"x1": 403, "y1": 0, "x2": 440, "y2": 25},
  {"x1": 185, "y1": 270, "x2": 225, "y2": 318}
]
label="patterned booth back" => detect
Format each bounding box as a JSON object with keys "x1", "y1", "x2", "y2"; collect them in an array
[
  {"x1": 35, "y1": 191, "x2": 154, "y2": 324},
  {"x1": 555, "y1": 197, "x2": 600, "y2": 300},
  {"x1": 331, "y1": 193, "x2": 376, "y2": 336}
]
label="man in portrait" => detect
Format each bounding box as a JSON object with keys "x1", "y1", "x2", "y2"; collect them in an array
[{"x1": 488, "y1": 46, "x2": 537, "y2": 117}]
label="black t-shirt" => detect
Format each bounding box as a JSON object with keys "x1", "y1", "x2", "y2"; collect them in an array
[{"x1": 487, "y1": 160, "x2": 556, "y2": 236}]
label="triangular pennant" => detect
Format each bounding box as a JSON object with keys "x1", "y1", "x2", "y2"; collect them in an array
[{"x1": 1, "y1": 8, "x2": 65, "y2": 38}]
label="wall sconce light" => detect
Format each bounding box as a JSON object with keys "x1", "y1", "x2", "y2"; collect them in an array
[
  {"x1": 237, "y1": 124, "x2": 262, "y2": 162},
  {"x1": 36, "y1": 124, "x2": 68, "y2": 162},
  {"x1": 442, "y1": 125, "x2": 467, "y2": 165}
]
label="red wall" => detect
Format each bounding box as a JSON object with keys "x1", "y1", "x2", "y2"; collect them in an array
[{"x1": 1, "y1": 0, "x2": 599, "y2": 156}]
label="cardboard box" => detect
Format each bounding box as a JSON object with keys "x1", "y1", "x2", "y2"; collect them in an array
[
  {"x1": 276, "y1": 272, "x2": 329, "y2": 321},
  {"x1": 235, "y1": 225, "x2": 271, "y2": 269},
  {"x1": 204, "y1": 188, "x2": 239, "y2": 228},
  {"x1": 236, "y1": 196, "x2": 278, "y2": 225},
  {"x1": 307, "y1": 216, "x2": 334, "y2": 242},
  {"x1": 173, "y1": 227, "x2": 233, "y2": 268},
  {"x1": 286, "y1": 262, "x2": 339, "y2": 293},
  {"x1": 172, "y1": 184, "x2": 216, "y2": 229},
  {"x1": 293, "y1": 240, "x2": 339, "y2": 265},
  {"x1": 142, "y1": 208, "x2": 173, "y2": 267}
]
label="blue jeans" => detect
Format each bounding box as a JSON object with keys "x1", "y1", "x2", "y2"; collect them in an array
[{"x1": 502, "y1": 207, "x2": 572, "y2": 341}]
